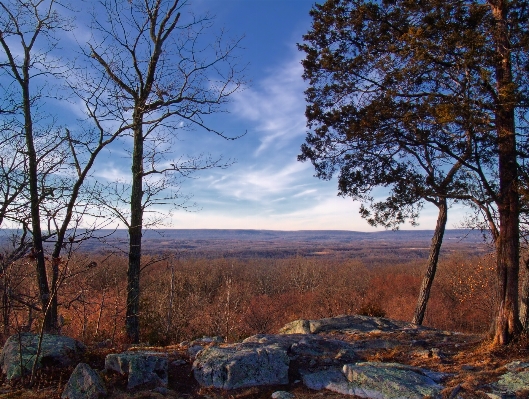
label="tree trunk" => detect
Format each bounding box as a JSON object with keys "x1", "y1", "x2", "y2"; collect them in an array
[
  {"x1": 489, "y1": 0, "x2": 521, "y2": 345},
  {"x1": 412, "y1": 198, "x2": 447, "y2": 325},
  {"x1": 22, "y1": 61, "x2": 54, "y2": 332},
  {"x1": 126, "y1": 115, "x2": 144, "y2": 344}
]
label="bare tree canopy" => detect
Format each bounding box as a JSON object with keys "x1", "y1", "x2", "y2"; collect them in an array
[{"x1": 84, "y1": 0, "x2": 244, "y2": 343}]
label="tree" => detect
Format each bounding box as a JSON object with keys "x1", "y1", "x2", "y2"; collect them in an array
[
  {"x1": 299, "y1": 0, "x2": 529, "y2": 344},
  {"x1": 0, "y1": 0, "x2": 72, "y2": 331},
  {"x1": 85, "y1": 0, "x2": 244, "y2": 343},
  {"x1": 0, "y1": 0, "x2": 128, "y2": 333}
]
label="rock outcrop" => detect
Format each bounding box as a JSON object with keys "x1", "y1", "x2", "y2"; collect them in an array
[
  {"x1": 193, "y1": 343, "x2": 290, "y2": 389},
  {"x1": 0, "y1": 333, "x2": 85, "y2": 380},
  {"x1": 61, "y1": 363, "x2": 107, "y2": 399},
  {"x1": 6, "y1": 315, "x2": 528, "y2": 398},
  {"x1": 303, "y1": 362, "x2": 446, "y2": 398},
  {"x1": 105, "y1": 351, "x2": 168, "y2": 390},
  {"x1": 279, "y1": 314, "x2": 429, "y2": 335}
]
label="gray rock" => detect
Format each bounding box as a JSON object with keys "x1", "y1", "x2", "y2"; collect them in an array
[
  {"x1": 413, "y1": 348, "x2": 444, "y2": 360},
  {"x1": 302, "y1": 362, "x2": 444, "y2": 398},
  {"x1": 193, "y1": 343, "x2": 289, "y2": 389},
  {"x1": 104, "y1": 351, "x2": 168, "y2": 390},
  {"x1": 61, "y1": 363, "x2": 107, "y2": 399},
  {"x1": 0, "y1": 333, "x2": 86, "y2": 380},
  {"x1": 243, "y1": 334, "x2": 357, "y2": 364},
  {"x1": 505, "y1": 361, "x2": 529, "y2": 372},
  {"x1": 279, "y1": 315, "x2": 425, "y2": 335},
  {"x1": 171, "y1": 359, "x2": 186, "y2": 366},
  {"x1": 271, "y1": 391, "x2": 295, "y2": 399},
  {"x1": 191, "y1": 336, "x2": 224, "y2": 345},
  {"x1": 188, "y1": 345, "x2": 204, "y2": 359},
  {"x1": 344, "y1": 362, "x2": 444, "y2": 398},
  {"x1": 488, "y1": 362, "x2": 529, "y2": 398},
  {"x1": 302, "y1": 368, "x2": 348, "y2": 391}
]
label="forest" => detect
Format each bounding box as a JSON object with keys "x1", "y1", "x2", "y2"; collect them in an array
[{"x1": 0, "y1": 238, "x2": 497, "y2": 346}]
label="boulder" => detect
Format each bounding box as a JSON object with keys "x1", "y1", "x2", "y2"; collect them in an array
[
  {"x1": 0, "y1": 333, "x2": 86, "y2": 380},
  {"x1": 61, "y1": 363, "x2": 107, "y2": 399},
  {"x1": 302, "y1": 362, "x2": 445, "y2": 399},
  {"x1": 280, "y1": 315, "x2": 425, "y2": 335},
  {"x1": 193, "y1": 343, "x2": 289, "y2": 389},
  {"x1": 105, "y1": 351, "x2": 168, "y2": 390}
]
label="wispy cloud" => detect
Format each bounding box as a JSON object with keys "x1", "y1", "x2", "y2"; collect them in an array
[
  {"x1": 232, "y1": 55, "x2": 307, "y2": 155},
  {"x1": 205, "y1": 160, "x2": 312, "y2": 202}
]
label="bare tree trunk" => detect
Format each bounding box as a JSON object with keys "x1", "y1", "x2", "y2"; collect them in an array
[
  {"x1": 2, "y1": 272, "x2": 10, "y2": 336},
  {"x1": 165, "y1": 263, "x2": 175, "y2": 336},
  {"x1": 412, "y1": 198, "x2": 447, "y2": 325},
  {"x1": 126, "y1": 119, "x2": 144, "y2": 344},
  {"x1": 95, "y1": 289, "x2": 106, "y2": 338},
  {"x1": 22, "y1": 73, "x2": 54, "y2": 333}
]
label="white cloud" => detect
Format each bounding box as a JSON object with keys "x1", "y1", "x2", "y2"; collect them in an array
[
  {"x1": 93, "y1": 164, "x2": 130, "y2": 182},
  {"x1": 205, "y1": 161, "x2": 311, "y2": 202},
  {"x1": 232, "y1": 55, "x2": 307, "y2": 155},
  {"x1": 166, "y1": 193, "x2": 376, "y2": 231}
]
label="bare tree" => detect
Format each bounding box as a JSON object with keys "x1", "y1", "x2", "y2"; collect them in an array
[
  {"x1": 0, "y1": 0, "x2": 73, "y2": 331},
  {"x1": 86, "y1": 0, "x2": 244, "y2": 343},
  {"x1": 0, "y1": 0, "x2": 130, "y2": 333}
]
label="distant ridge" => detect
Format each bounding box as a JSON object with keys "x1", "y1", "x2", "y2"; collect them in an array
[
  {"x1": 0, "y1": 228, "x2": 487, "y2": 243},
  {"x1": 112, "y1": 228, "x2": 486, "y2": 242},
  {"x1": 0, "y1": 228, "x2": 489, "y2": 260}
]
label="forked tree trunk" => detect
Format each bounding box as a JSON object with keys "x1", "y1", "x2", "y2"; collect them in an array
[{"x1": 412, "y1": 199, "x2": 447, "y2": 325}]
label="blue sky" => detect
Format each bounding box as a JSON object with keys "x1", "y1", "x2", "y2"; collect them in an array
[
  {"x1": 1, "y1": 0, "x2": 464, "y2": 231},
  {"x1": 119, "y1": 0, "x2": 457, "y2": 231},
  {"x1": 84, "y1": 0, "x2": 459, "y2": 231}
]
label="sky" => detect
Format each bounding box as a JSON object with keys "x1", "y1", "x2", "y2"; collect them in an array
[
  {"x1": 1, "y1": 0, "x2": 468, "y2": 232},
  {"x1": 147, "y1": 0, "x2": 468, "y2": 231},
  {"x1": 88, "y1": 0, "x2": 467, "y2": 231}
]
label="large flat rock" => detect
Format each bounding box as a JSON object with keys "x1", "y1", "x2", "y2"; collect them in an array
[
  {"x1": 303, "y1": 362, "x2": 445, "y2": 399},
  {"x1": 488, "y1": 361, "x2": 529, "y2": 398},
  {"x1": 280, "y1": 315, "x2": 426, "y2": 335},
  {"x1": 243, "y1": 334, "x2": 357, "y2": 362},
  {"x1": 193, "y1": 343, "x2": 289, "y2": 389}
]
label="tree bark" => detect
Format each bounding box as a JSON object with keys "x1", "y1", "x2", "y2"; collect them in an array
[
  {"x1": 126, "y1": 114, "x2": 144, "y2": 344},
  {"x1": 21, "y1": 56, "x2": 54, "y2": 332},
  {"x1": 412, "y1": 198, "x2": 447, "y2": 325},
  {"x1": 489, "y1": 0, "x2": 521, "y2": 345}
]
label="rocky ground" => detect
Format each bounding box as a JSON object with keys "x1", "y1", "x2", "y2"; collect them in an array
[{"x1": 0, "y1": 315, "x2": 528, "y2": 398}]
